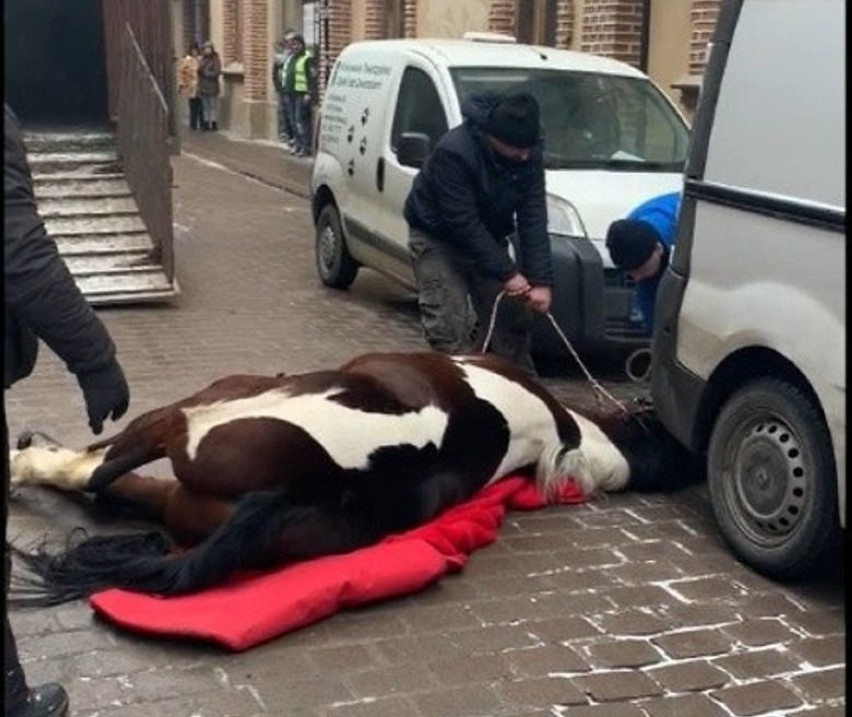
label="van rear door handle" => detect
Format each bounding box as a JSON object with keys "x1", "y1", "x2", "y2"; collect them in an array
[{"x1": 376, "y1": 157, "x2": 385, "y2": 192}]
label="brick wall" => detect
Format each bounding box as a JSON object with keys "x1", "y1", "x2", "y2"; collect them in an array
[
  {"x1": 487, "y1": 0, "x2": 517, "y2": 37},
  {"x1": 689, "y1": 0, "x2": 720, "y2": 75},
  {"x1": 555, "y1": 0, "x2": 575, "y2": 48},
  {"x1": 243, "y1": 0, "x2": 268, "y2": 101},
  {"x1": 364, "y1": 0, "x2": 385, "y2": 39},
  {"x1": 580, "y1": 0, "x2": 644, "y2": 66},
  {"x1": 328, "y1": 0, "x2": 352, "y2": 59},
  {"x1": 222, "y1": 0, "x2": 238, "y2": 63},
  {"x1": 404, "y1": 0, "x2": 417, "y2": 38}
]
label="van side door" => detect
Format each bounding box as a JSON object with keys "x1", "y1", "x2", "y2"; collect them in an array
[{"x1": 370, "y1": 61, "x2": 452, "y2": 286}]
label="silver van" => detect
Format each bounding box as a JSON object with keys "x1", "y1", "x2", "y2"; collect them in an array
[{"x1": 651, "y1": 0, "x2": 845, "y2": 578}]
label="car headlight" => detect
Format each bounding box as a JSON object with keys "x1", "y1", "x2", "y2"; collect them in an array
[{"x1": 546, "y1": 194, "x2": 587, "y2": 238}]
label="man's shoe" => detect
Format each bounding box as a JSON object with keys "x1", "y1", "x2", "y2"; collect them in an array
[{"x1": 6, "y1": 683, "x2": 69, "y2": 717}]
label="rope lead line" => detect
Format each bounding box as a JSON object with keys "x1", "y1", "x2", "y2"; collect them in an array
[{"x1": 480, "y1": 290, "x2": 630, "y2": 417}]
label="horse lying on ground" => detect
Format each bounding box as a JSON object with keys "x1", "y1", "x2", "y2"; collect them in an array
[{"x1": 9, "y1": 351, "x2": 681, "y2": 606}]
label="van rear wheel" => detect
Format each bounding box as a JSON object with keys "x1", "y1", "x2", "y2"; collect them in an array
[
  {"x1": 707, "y1": 378, "x2": 839, "y2": 580},
  {"x1": 315, "y1": 205, "x2": 358, "y2": 289}
]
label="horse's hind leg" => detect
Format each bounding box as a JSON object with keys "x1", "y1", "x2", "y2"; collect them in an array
[{"x1": 160, "y1": 485, "x2": 237, "y2": 546}]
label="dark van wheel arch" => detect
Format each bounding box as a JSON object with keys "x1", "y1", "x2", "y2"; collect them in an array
[
  {"x1": 315, "y1": 204, "x2": 358, "y2": 289},
  {"x1": 707, "y1": 377, "x2": 839, "y2": 580}
]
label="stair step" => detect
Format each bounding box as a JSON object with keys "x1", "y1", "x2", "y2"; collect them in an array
[
  {"x1": 45, "y1": 214, "x2": 147, "y2": 236},
  {"x1": 34, "y1": 171, "x2": 125, "y2": 183},
  {"x1": 23, "y1": 131, "x2": 116, "y2": 154},
  {"x1": 38, "y1": 196, "x2": 139, "y2": 218},
  {"x1": 34, "y1": 177, "x2": 131, "y2": 199},
  {"x1": 27, "y1": 151, "x2": 121, "y2": 175},
  {"x1": 54, "y1": 232, "x2": 155, "y2": 256},
  {"x1": 64, "y1": 252, "x2": 157, "y2": 273},
  {"x1": 72, "y1": 266, "x2": 178, "y2": 301}
]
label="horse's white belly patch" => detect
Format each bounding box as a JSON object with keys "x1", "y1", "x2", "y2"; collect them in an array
[
  {"x1": 182, "y1": 388, "x2": 450, "y2": 469},
  {"x1": 455, "y1": 359, "x2": 560, "y2": 478}
]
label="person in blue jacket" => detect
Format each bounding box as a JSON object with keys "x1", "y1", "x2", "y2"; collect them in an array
[{"x1": 605, "y1": 191, "x2": 681, "y2": 333}]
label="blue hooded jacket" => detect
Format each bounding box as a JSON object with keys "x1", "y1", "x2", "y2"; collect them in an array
[
  {"x1": 403, "y1": 93, "x2": 553, "y2": 285},
  {"x1": 628, "y1": 191, "x2": 680, "y2": 332}
]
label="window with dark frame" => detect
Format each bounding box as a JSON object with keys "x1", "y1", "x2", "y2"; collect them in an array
[
  {"x1": 516, "y1": 0, "x2": 558, "y2": 46},
  {"x1": 391, "y1": 66, "x2": 449, "y2": 153}
]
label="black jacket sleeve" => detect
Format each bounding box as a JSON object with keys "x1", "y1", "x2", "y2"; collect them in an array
[
  {"x1": 428, "y1": 148, "x2": 518, "y2": 282},
  {"x1": 4, "y1": 104, "x2": 118, "y2": 382},
  {"x1": 515, "y1": 154, "x2": 554, "y2": 286}
]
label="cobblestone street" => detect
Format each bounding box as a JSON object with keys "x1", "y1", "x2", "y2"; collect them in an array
[{"x1": 6, "y1": 139, "x2": 845, "y2": 717}]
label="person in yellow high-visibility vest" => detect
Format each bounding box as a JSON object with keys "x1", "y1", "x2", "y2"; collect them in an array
[{"x1": 283, "y1": 34, "x2": 316, "y2": 157}]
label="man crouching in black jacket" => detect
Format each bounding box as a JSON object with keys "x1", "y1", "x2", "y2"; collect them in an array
[
  {"x1": 403, "y1": 91, "x2": 552, "y2": 376},
  {"x1": 4, "y1": 104, "x2": 130, "y2": 717}
]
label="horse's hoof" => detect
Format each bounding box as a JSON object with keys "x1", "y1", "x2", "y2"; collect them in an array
[
  {"x1": 16, "y1": 431, "x2": 34, "y2": 450},
  {"x1": 16, "y1": 430, "x2": 62, "y2": 451}
]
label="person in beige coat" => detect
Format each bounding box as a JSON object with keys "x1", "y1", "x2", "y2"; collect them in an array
[{"x1": 177, "y1": 42, "x2": 201, "y2": 130}]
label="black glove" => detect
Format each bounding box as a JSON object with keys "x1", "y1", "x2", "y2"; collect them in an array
[{"x1": 77, "y1": 361, "x2": 130, "y2": 435}]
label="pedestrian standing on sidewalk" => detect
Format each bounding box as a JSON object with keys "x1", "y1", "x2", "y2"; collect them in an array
[
  {"x1": 272, "y1": 32, "x2": 296, "y2": 146},
  {"x1": 285, "y1": 34, "x2": 316, "y2": 157},
  {"x1": 4, "y1": 104, "x2": 131, "y2": 717},
  {"x1": 198, "y1": 40, "x2": 222, "y2": 131},
  {"x1": 177, "y1": 42, "x2": 202, "y2": 130},
  {"x1": 403, "y1": 91, "x2": 553, "y2": 376}
]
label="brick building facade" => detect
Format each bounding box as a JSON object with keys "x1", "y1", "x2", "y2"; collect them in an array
[{"x1": 174, "y1": 0, "x2": 720, "y2": 140}]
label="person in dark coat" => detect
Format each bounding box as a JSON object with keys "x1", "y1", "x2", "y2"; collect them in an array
[
  {"x1": 403, "y1": 91, "x2": 553, "y2": 375},
  {"x1": 197, "y1": 40, "x2": 222, "y2": 130},
  {"x1": 4, "y1": 103, "x2": 130, "y2": 717}
]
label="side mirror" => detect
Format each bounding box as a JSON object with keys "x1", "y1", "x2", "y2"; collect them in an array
[{"x1": 396, "y1": 132, "x2": 430, "y2": 169}]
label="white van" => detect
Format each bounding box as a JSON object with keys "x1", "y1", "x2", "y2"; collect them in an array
[
  {"x1": 651, "y1": 0, "x2": 845, "y2": 578},
  {"x1": 310, "y1": 37, "x2": 690, "y2": 356}
]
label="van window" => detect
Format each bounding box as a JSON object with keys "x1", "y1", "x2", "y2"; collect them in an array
[
  {"x1": 390, "y1": 67, "x2": 449, "y2": 153},
  {"x1": 451, "y1": 68, "x2": 689, "y2": 171}
]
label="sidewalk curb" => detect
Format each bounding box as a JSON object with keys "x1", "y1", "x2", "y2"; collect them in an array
[{"x1": 178, "y1": 129, "x2": 312, "y2": 202}]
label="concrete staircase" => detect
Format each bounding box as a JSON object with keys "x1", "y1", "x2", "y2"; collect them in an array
[{"x1": 23, "y1": 128, "x2": 178, "y2": 305}]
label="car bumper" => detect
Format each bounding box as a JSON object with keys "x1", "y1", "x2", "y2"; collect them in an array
[{"x1": 532, "y1": 234, "x2": 650, "y2": 357}]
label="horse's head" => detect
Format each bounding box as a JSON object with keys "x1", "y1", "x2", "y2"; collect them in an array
[{"x1": 586, "y1": 398, "x2": 699, "y2": 493}]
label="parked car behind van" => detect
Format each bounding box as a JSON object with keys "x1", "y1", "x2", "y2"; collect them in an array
[
  {"x1": 310, "y1": 36, "x2": 690, "y2": 357},
  {"x1": 651, "y1": 0, "x2": 845, "y2": 579}
]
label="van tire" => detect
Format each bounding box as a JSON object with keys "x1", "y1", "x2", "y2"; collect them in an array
[
  {"x1": 315, "y1": 205, "x2": 358, "y2": 289},
  {"x1": 707, "y1": 377, "x2": 839, "y2": 580}
]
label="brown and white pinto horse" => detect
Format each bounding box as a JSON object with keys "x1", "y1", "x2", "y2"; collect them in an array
[{"x1": 9, "y1": 351, "x2": 678, "y2": 606}]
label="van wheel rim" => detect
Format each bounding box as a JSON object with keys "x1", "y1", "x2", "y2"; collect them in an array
[
  {"x1": 727, "y1": 417, "x2": 808, "y2": 544},
  {"x1": 318, "y1": 225, "x2": 337, "y2": 273}
]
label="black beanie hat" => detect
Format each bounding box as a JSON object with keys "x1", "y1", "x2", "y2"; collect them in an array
[
  {"x1": 487, "y1": 93, "x2": 540, "y2": 148},
  {"x1": 606, "y1": 219, "x2": 661, "y2": 271}
]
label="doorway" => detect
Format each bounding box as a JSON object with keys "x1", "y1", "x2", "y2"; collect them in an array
[{"x1": 4, "y1": 0, "x2": 109, "y2": 125}]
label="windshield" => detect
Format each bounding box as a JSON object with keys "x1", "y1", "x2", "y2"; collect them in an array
[{"x1": 451, "y1": 67, "x2": 690, "y2": 171}]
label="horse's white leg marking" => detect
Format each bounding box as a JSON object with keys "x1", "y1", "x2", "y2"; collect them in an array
[
  {"x1": 9, "y1": 446, "x2": 109, "y2": 492},
  {"x1": 181, "y1": 389, "x2": 450, "y2": 469}
]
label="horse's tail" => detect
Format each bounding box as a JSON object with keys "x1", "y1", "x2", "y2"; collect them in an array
[{"x1": 10, "y1": 488, "x2": 312, "y2": 606}]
